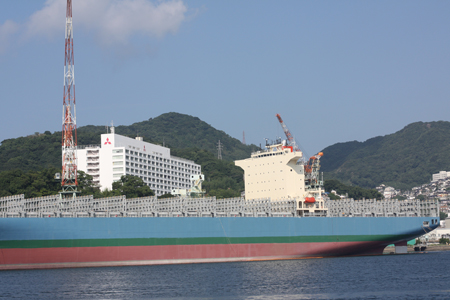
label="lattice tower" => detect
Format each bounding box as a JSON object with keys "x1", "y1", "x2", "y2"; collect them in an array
[
  {"x1": 61, "y1": 0, "x2": 78, "y2": 195},
  {"x1": 217, "y1": 140, "x2": 223, "y2": 160}
]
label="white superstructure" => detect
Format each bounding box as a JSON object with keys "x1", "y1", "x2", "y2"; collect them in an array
[
  {"x1": 78, "y1": 128, "x2": 201, "y2": 196},
  {"x1": 235, "y1": 141, "x2": 305, "y2": 200},
  {"x1": 235, "y1": 140, "x2": 327, "y2": 216}
]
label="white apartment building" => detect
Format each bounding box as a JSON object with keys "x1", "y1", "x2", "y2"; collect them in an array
[
  {"x1": 432, "y1": 171, "x2": 450, "y2": 182},
  {"x1": 77, "y1": 129, "x2": 201, "y2": 196}
]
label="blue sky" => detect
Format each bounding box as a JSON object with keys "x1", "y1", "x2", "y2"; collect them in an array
[{"x1": 1, "y1": 0, "x2": 449, "y2": 156}]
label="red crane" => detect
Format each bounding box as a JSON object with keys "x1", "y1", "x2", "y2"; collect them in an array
[
  {"x1": 276, "y1": 114, "x2": 324, "y2": 182},
  {"x1": 61, "y1": 0, "x2": 78, "y2": 196},
  {"x1": 276, "y1": 114, "x2": 300, "y2": 152}
]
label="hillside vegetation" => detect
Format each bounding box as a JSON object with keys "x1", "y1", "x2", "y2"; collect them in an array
[
  {"x1": 0, "y1": 112, "x2": 258, "y2": 173},
  {"x1": 2, "y1": 114, "x2": 450, "y2": 193},
  {"x1": 0, "y1": 113, "x2": 252, "y2": 198},
  {"x1": 0, "y1": 128, "x2": 104, "y2": 172},
  {"x1": 321, "y1": 121, "x2": 450, "y2": 190},
  {"x1": 0, "y1": 150, "x2": 245, "y2": 199},
  {"x1": 324, "y1": 180, "x2": 383, "y2": 200},
  {"x1": 171, "y1": 148, "x2": 244, "y2": 198},
  {"x1": 0, "y1": 168, "x2": 155, "y2": 199},
  {"x1": 115, "y1": 113, "x2": 258, "y2": 161}
]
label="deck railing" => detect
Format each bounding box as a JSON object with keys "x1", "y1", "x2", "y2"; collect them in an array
[{"x1": 0, "y1": 194, "x2": 439, "y2": 218}]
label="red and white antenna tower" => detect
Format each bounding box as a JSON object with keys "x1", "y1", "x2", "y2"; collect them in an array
[{"x1": 61, "y1": 0, "x2": 78, "y2": 196}]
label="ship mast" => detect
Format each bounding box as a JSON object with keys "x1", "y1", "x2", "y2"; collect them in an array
[{"x1": 61, "y1": 0, "x2": 78, "y2": 197}]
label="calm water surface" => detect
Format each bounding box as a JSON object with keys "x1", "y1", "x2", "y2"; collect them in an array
[{"x1": 0, "y1": 251, "x2": 449, "y2": 299}]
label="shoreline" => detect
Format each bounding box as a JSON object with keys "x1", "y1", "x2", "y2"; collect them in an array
[{"x1": 383, "y1": 244, "x2": 450, "y2": 254}]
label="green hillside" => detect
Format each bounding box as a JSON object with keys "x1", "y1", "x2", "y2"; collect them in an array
[
  {"x1": 0, "y1": 112, "x2": 255, "y2": 198},
  {"x1": 321, "y1": 121, "x2": 450, "y2": 190},
  {"x1": 0, "y1": 112, "x2": 258, "y2": 172},
  {"x1": 113, "y1": 112, "x2": 258, "y2": 161},
  {"x1": 2, "y1": 114, "x2": 449, "y2": 192}
]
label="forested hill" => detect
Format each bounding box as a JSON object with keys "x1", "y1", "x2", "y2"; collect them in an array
[
  {"x1": 3, "y1": 115, "x2": 450, "y2": 191},
  {"x1": 112, "y1": 112, "x2": 259, "y2": 160},
  {"x1": 320, "y1": 121, "x2": 450, "y2": 190},
  {"x1": 0, "y1": 112, "x2": 258, "y2": 172}
]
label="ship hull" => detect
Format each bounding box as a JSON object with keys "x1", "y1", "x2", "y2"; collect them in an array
[{"x1": 0, "y1": 216, "x2": 438, "y2": 270}]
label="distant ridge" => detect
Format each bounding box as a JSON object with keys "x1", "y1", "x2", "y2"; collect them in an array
[{"x1": 321, "y1": 121, "x2": 450, "y2": 190}]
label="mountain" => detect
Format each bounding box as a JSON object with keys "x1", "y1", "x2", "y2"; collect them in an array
[
  {"x1": 2, "y1": 114, "x2": 450, "y2": 192},
  {"x1": 0, "y1": 112, "x2": 258, "y2": 173},
  {"x1": 321, "y1": 121, "x2": 450, "y2": 190},
  {"x1": 111, "y1": 112, "x2": 258, "y2": 161}
]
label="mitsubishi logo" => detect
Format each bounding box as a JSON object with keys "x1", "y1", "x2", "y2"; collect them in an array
[
  {"x1": 144, "y1": 146, "x2": 146, "y2": 151},
  {"x1": 104, "y1": 138, "x2": 111, "y2": 145}
]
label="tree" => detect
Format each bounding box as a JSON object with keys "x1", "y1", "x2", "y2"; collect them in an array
[
  {"x1": 112, "y1": 175, "x2": 154, "y2": 198},
  {"x1": 416, "y1": 195, "x2": 426, "y2": 200},
  {"x1": 0, "y1": 167, "x2": 61, "y2": 198},
  {"x1": 439, "y1": 237, "x2": 449, "y2": 245},
  {"x1": 77, "y1": 170, "x2": 101, "y2": 196},
  {"x1": 324, "y1": 179, "x2": 383, "y2": 200},
  {"x1": 440, "y1": 211, "x2": 448, "y2": 220},
  {"x1": 159, "y1": 193, "x2": 175, "y2": 199},
  {"x1": 327, "y1": 192, "x2": 341, "y2": 200},
  {"x1": 171, "y1": 147, "x2": 245, "y2": 198},
  {"x1": 208, "y1": 188, "x2": 240, "y2": 199}
]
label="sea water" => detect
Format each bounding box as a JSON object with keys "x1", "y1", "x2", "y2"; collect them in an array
[{"x1": 0, "y1": 251, "x2": 449, "y2": 299}]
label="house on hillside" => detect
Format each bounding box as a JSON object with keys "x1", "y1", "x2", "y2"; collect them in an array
[
  {"x1": 432, "y1": 171, "x2": 450, "y2": 182},
  {"x1": 383, "y1": 186, "x2": 396, "y2": 199}
]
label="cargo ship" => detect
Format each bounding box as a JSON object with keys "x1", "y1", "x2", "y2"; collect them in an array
[{"x1": 0, "y1": 139, "x2": 440, "y2": 270}]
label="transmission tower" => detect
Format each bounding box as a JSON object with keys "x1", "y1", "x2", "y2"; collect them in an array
[
  {"x1": 61, "y1": 0, "x2": 78, "y2": 197},
  {"x1": 242, "y1": 131, "x2": 246, "y2": 145},
  {"x1": 217, "y1": 140, "x2": 223, "y2": 160}
]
